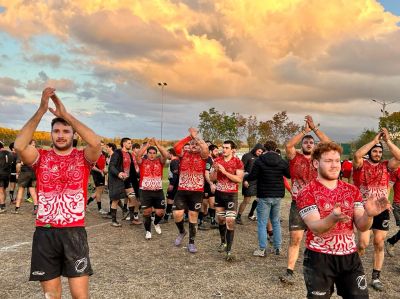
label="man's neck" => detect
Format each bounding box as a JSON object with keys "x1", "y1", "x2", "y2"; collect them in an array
[
  {"x1": 224, "y1": 154, "x2": 233, "y2": 161},
  {"x1": 317, "y1": 176, "x2": 338, "y2": 190},
  {"x1": 54, "y1": 147, "x2": 73, "y2": 156}
]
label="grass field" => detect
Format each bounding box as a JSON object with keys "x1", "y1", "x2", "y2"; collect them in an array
[{"x1": 1, "y1": 188, "x2": 400, "y2": 298}]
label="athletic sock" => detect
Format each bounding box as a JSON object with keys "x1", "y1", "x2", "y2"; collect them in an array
[
  {"x1": 189, "y1": 222, "x2": 196, "y2": 244},
  {"x1": 372, "y1": 269, "x2": 381, "y2": 280},
  {"x1": 249, "y1": 200, "x2": 257, "y2": 217},
  {"x1": 198, "y1": 212, "x2": 204, "y2": 224},
  {"x1": 226, "y1": 229, "x2": 234, "y2": 252},
  {"x1": 387, "y1": 230, "x2": 400, "y2": 245},
  {"x1": 154, "y1": 214, "x2": 162, "y2": 225},
  {"x1": 97, "y1": 202, "x2": 102, "y2": 210},
  {"x1": 9, "y1": 190, "x2": 14, "y2": 200},
  {"x1": 129, "y1": 207, "x2": 135, "y2": 219},
  {"x1": 236, "y1": 213, "x2": 241, "y2": 220},
  {"x1": 123, "y1": 203, "x2": 127, "y2": 211},
  {"x1": 15, "y1": 206, "x2": 20, "y2": 211},
  {"x1": 111, "y1": 208, "x2": 117, "y2": 222},
  {"x1": 209, "y1": 208, "x2": 216, "y2": 224},
  {"x1": 219, "y1": 224, "x2": 227, "y2": 244},
  {"x1": 176, "y1": 220, "x2": 185, "y2": 234},
  {"x1": 117, "y1": 200, "x2": 124, "y2": 210},
  {"x1": 87, "y1": 197, "x2": 94, "y2": 205},
  {"x1": 144, "y1": 215, "x2": 151, "y2": 232},
  {"x1": 166, "y1": 203, "x2": 173, "y2": 214},
  {"x1": 287, "y1": 269, "x2": 294, "y2": 275}
]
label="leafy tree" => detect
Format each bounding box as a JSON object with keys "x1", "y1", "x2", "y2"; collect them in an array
[
  {"x1": 245, "y1": 115, "x2": 258, "y2": 150},
  {"x1": 352, "y1": 129, "x2": 378, "y2": 150},
  {"x1": 379, "y1": 112, "x2": 400, "y2": 142}
]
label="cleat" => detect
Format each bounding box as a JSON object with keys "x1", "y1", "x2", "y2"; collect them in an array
[
  {"x1": 98, "y1": 209, "x2": 108, "y2": 215},
  {"x1": 153, "y1": 223, "x2": 162, "y2": 235},
  {"x1": 174, "y1": 231, "x2": 187, "y2": 246},
  {"x1": 210, "y1": 221, "x2": 219, "y2": 229},
  {"x1": 274, "y1": 248, "x2": 281, "y2": 255},
  {"x1": 111, "y1": 221, "x2": 122, "y2": 227},
  {"x1": 25, "y1": 197, "x2": 33, "y2": 203},
  {"x1": 145, "y1": 231, "x2": 152, "y2": 240},
  {"x1": 253, "y1": 248, "x2": 266, "y2": 257},
  {"x1": 225, "y1": 251, "x2": 235, "y2": 261},
  {"x1": 235, "y1": 218, "x2": 243, "y2": 225},
  {"x1": 0, "y1": 207, "x2": 7, "y2": 214},
  {"x1": 248, "y1": 215, "x2": 257, "y2": 221},
  {"x1": 279, "y1": 272, "x2": 295, "y2": 285},
  {"x1": 218, "y1": 243, "x2": 227, "y2": 253},
  {"x1": 371, "y1": 279, "x2": 384, "y2": 292},
  {"x1": 187, "y1": 243, "x2": 197, "y2": 253},
  {"x1": 385, "y1": 240, "x2": 395, "y2": 257}
]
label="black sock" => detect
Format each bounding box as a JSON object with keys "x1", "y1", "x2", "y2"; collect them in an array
[
  {"x1": 209, "y1": 208, "x2": 216, "y2": 223},
  {"x1": 226, "y1": 229, "x2": 234, "y2": 252},
  {"x1": 111, "y1": 208, "x2": 117, "y2": 222},
  {"x1": 236, "y1": 213, "x2": 241, "y2": 219},
  {"x1": 97, "y1": 202, "x2": 102, "y2": 210},
  {"x1": 0, "y1": 203, "x2": 5, "y2": 209},
  {"x1": 9, "y1": 190, "x2": 14, "y2": 200},
  {"x1": 249, "y1": 200, "x2": 257, "y2": 217},
  {"x1": 117, "y1": 201, "x2": 124, "y2": 210},
  {"x1": 15, "y1": 206, "x2": 20, "y2": 211},
  {"x1": 87, "y1": 197, "x2": 94, "y2": 205},
  {"x1": 287, "y1": 269, "x2": 294, "y2": 275},
  {"x1": 154, "y1": 214, "x2": 162, "y2": 225},
  {"x1": 166, "y1": 203, "x2": 173, "y2": 214},
  {"x1": 129, "y1": 207, "x2": 135, "y2": 219},
  {"x1": 219, "y1": 224, "x2": 227, "y2": 244},
  {"x1": 176, "y1": 220, "x2": 185, "y2": 234},
  {"x1": 123, "y1": 203, "x2": 127, "y2": 211},
  {"x1": 387, "y1": 230, "x2": 400, "y2": 245},
  {"x1": 144, "y1": 215, "x2": 151, "y2": 232},
  {"x1": 198, "y1": 212, "x2": 204, "y2": 224},
  {"x1": 189, "y1": 222, "x2": 196, "y2": 244},
  {"x1": 372, "y1": 269, "x2": 381, "y2": 280}
]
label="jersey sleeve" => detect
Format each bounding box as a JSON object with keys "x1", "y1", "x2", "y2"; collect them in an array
[
  {"x1": 205, "y1": 157, "x2": 213, "y2": 171},
  {"x1": 174, "y1": 136, "x2": 192, "y2": 156},
  {"x1": 296, "y1": 186, "x2": 318, "y2": 219},
  {"x1": 353, "y1": 187, "x2": 364, "y2": 210}
]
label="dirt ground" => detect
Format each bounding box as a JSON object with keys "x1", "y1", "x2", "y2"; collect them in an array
[{"x1": 1, "y1": 194, "x2": 400, "y2": 299}]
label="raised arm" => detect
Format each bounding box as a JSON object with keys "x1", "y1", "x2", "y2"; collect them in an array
[
  {"x1": 50, "y1": 94, "x2": 101, "y2": 163},
  {"x1": 381, "y1": 128, "x2": 400, "y2": 170},
  {"x1": 14, "y1": 88, "x2": 54, "y2": 165},
  {"x1": 154, "y1": 138, "x2": 170, "y2": 164},
  {"x1": 285, "y1": 118, "x2": 312, "y2": 160},
  {"x1": 306, "y1": 115, "x2": 330, "y2": 142},
  {"x1": 189, "y1": 127, "x2": 208, "y2": 159},
  {"x1": 174, "y1": 136, "x2": 192, "y2": 157},
  {"x1": 136, "y1": 142, "x2": 150, "y2": 165},
  {"x1": 353, "y1": 132, "x2": 382, "y2": 169}
]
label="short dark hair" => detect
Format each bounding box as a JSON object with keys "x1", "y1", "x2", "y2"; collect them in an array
[
  {"x1": 107, "y1": 143, "x2": 117, "y2": 152},
  {"x1": 132, "y1": 143, "x2": 140, "y2": 149},
  {"x1": 209, "y1": 144, "x2": 218, "y2": 151},
  {"x1": 73, "y1": 139, "x2": 78, "y2": 148},
  {"x1": 147, "y1": 146, "x2": 158, "y2": 154},
  {"x1": 223, "y1": 140, "x2": 236, "y2": 150},
  {"x1": 264, "y1": 140, "x2": 277, "y2": 151},
  {"x1": 168, "y1": 148, "x2": 176, "y2": 156},
  {"x1": 0, "y1": 141, "x2": 3, "y2": 149},
  {"x1": 9, "y1": 142, "x2": 14, "y2": 151},
  {"x1": 301, "y1": 135, "x2": 314, "y2": 143},
  {"x1": 312, "y1": 142, "x2": 343, "y2": 161},
  {"x1": 51, "y1": 117, "x2": 72, "y2": 130},
  {"x1": 120, "y1": 138, "x2": 131, "y2": 148}
]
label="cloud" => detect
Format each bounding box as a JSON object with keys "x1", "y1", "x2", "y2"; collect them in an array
[
  {"x1": 0, "y1": 77, "x2": 21, "y2": 96},
  {"x1": 25, "y1": 54, "x2": 61, "y2": 68},
  {"x1": 26, "y1": 71, "x2": 77, "y2": 92}
]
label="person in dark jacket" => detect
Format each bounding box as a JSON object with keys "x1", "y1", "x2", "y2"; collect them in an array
[
  {"x1": 236, "y1": 143, "x2": 265, "y2": 224},
  {"x1": 246, "y1": 140, "x2": 290, "y2": 257},
  {"x1": 108, "y1": 138, "x2": 141, "y2": 227}
]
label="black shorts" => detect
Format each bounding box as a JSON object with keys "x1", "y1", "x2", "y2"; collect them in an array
[
  {"x1": 91, "y1": 171, "x2": 105, "y2": 187},
  {"x1": 173, "y1": 190, "x2": 203, "y2": 212},
  {"x1": 0, "y1": 175, "x2": 9, "y2": 188},
  {"x1": 30, "y1": 227, "x2": 93, "y2": 281},
  {"x1": 214, "y1": 191, "x2": 238, "y2": 211},
  {"x1": 9, "y1": 174, "x2": 17, "y2": 183},
  {"x1": 242, "y1": 181, "x2": 257, "y2": 197},
  {"x1": 203, "y1": 183, "x2": 215, "y2": 199},
  {"x1": 18, "y1": 171, "x2": 36, "y2": 188},
  {"x1": 303, "y1": 249, "x2": 368, "y2": 299},
  {"x1": 140, "y1": 190, "x2": 165, "y2": 209},
  {"x1": 289, "y1": 200, "x2": 307, "y2": 231},
  {"x1": 371, "y1": 209, "x2": 390, "y2": 231}
]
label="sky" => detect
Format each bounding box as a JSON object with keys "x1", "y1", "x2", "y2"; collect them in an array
[{"x1": 1, "y1": 0, "x2": 400, "y2": 142}]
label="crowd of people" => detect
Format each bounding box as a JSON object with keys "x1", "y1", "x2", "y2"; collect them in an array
[{"x1": 0, "y1": 88, "x2": 400, "y2": 298}]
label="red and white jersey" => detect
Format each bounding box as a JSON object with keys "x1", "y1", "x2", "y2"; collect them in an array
[
  {"x1": 122, "y1": 151, "x2": 132, "y2": 176},
  {"x1": 297, "y1": 179, "x2": 364, "y2": 255},
  {"x1": 214, "y1": 156, "x2": 244, "y2": 193},
  {"x1": 355, "y1": 160, "x2": 390, "y2": 201},
  {"x1": 390, "y1": 168, "x2": 400, "y2": 204},
  {"x1": 32, "y1": 148, "x2": 93, "y2": 228},
  {"x1": 139, "y1": 158, "x2": 164, "y2": 191},
  {"x1": 178, "y1": 151, "x2": 206, "y2": 192},
  {"x1": 95, "y1": 153, "x2": 106, "y2": 171},
  {"x1": 289, "y1": 152, "x2": 317, "y2": 201}
]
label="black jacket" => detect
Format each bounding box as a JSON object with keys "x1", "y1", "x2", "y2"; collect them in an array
[
  {"x1": 246, "y1": 151, "x2": 290, "y2": 198},
  {"x1": 242, "y1": 143, "x2": 265, "y2": 181}
]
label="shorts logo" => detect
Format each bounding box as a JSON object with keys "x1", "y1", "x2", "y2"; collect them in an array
[
  {"x1": 194, "y1": 203, "x2": 202, "y2": 210},
  {"x1": 311, "y1": 291, "x2": 326, "y2": 296},
  {"x1": 161, "y1": 200, "x2": 165, "y2": 206},
  {"x1": 356, "y1": 275, "x2": 367, "y2": 290},
  {"x1": 382, "y1": 220, "x2": 389, "y2": 228},
  {"x1": 228, "y1": 202, "x2": 234, "y2": 209},
  {"x1": 32, "y1": 271, "x2": 45, "y2": 276},
  {"x1": 75, "y1": 257, "x2": 88, "y2": 273}
]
